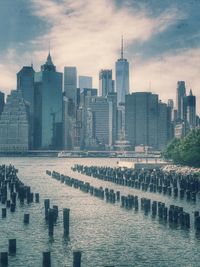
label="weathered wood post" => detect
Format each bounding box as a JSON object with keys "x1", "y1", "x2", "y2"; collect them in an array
[
  {"x1": 0, "y1": 252, "x2": 8, "y2": 266},
  {"x1": 63, "y1": 208, "x2": 70, "y2": 236},
  {"x1": 44, "y1": 199, "x2": 50, "y2": 220},
  {"x1": 73, "y1": 251, "x2": 81, "y2": 267},
  {"x1": 43, "y1": 252, "x2": 51, "y2": 267},
  {"x1": 9, "y1": 239, "x2": 16, "y2": 254},
  {"x1": 48, "y1": 209, "x2": 54, "y2": 236}
]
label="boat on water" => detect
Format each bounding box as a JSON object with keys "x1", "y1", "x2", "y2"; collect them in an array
[{"x1": 58, "y1": 151, "x2": 85, "y2": 158}]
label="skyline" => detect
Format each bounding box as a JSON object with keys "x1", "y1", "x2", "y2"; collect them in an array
[{"x1": 1, "y1": 0, "x2": 200, "y2": 113}]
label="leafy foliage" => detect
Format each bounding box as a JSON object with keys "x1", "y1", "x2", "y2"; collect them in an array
[{"x1": 163, "y1": 129, "x2": 200, "y2": 167}]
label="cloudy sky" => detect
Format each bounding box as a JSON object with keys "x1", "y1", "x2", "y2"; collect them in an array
[{"x1": 0, "y1": 0, "x2": 200, "y2": 113}]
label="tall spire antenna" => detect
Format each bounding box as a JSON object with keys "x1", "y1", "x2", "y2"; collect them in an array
[
  {"x1": 121, "y1": 35, "x2": 124, "y2": 59},
  {"x1": 48, "y1": 39, "x2": 51, "y2": 54}
]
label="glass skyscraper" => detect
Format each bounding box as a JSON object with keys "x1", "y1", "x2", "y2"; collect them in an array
[
  {"x1": 34, "y1": 53, "x2": 63, "y2": 149},
  {"x1": 63, "y1": 66, "x2": 77, "y2": 149},
  {"x1": 115, "y1": 37, "x2": 129, "y2": 105}
]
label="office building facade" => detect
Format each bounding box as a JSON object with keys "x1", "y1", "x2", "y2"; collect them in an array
[
  {"x1": 125, "y1": 92, "x2": 159, "y2": 149},
  {"x1": 0, "y1": 91, "x2": 5, "y2": 115},
  {"x1": 79, "y1": 76, "x2": 93, "y2": 92},
  {"x1": 17, "y1": 66, "x2": 35, "y2": 148},
  {"x1": 0, "y1": 90, "x2": 30, "y2": 151},
  {"x1": 176, "y1": 81, "x2": 186, "y2": 120},
  {"x1": 99, "y1": 69, "x2": 113, "y2": 97}
]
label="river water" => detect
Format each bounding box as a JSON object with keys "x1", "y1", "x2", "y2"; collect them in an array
[{"x1": 0, "y1": 157, "x2": 199, "y2": 267}]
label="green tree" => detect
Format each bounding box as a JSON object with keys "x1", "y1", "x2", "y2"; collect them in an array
[{"x1": 163, "y1": 129, "x2": 200, "y2": 167}]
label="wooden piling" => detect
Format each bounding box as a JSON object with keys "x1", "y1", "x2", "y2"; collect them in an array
[
  {"x1": 63, "y1": 208, "x2": 70, "y2": 236},
  {"x1": 9, "y1": 239, "x2": 16, "y2": 254},
  {"x1": 43, "y1": 252, "x2": 51, "y2": 267},
  {"x1": 24, "y1": 214, "x2": 30, "y2": 224},
  {"x1": 0, "y1": 252, "x2": 8, "y2": 266},
  {"x1": 73, "y1": 251, "x2": 81, "y2": 267}
]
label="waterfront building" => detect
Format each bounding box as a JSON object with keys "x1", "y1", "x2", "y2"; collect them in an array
[
  {"x1": 186, "y1": 89, "x2": 196, "y2": 129},
  {"x1": 0, "y1": 91, "x2": 5, "y2": 115},
  {"x1": 0, "y1": 90, "x2": 30, "y2": 151},
  {"x1": 125, "y1": 92, "x2": 159, "y2": 149},
  {"x1": 34, "y1": 53, "x2": 63, "y2": 149},
  {"x1": 99, "y1": 69, "x2": 113, "y2": 97},
  {"x1": 176, "y1": 81, "x2": 186, "y2": 120},
  {"x1": 79, "y1": 76, "x2": 92, "y2": 92},
  {"x1": 115, "y1": 37, "x2": 129, "y2": 105},
  {"x1": 17, "y1": 65, "x2": 35, "y2": 149}
]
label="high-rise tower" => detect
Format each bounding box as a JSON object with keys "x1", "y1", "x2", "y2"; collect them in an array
[
  {"x1": 115, "y1": 37, "x2": 129, "y2": 105},
  {"x1": 187, "y1": 89, "x2": 196, "y2": 128},
  {"x1": 34, "y1": 53, "x2": 63, "y2": 149},
  {"x1": 176, "y1": 81, "x2": 186, "y2": 120}
]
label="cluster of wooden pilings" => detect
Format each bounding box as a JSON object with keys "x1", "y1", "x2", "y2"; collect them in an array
[
  {"x1": 0, "y1": 164, "x2": 40, "y2": 266},
  {"x1": 72, "y1": 165, "x2": 200, "y2": 202},
  {"x1": 46, "y1": 169, "x2": 200, "y2": 233},
  {"x1": 0, "y1": 165, "x2": 82, "y2": 267}
]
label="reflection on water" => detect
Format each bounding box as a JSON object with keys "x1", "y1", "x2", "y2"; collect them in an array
[{"x1": 0, "y1": 157, "x2": 200, "y2": 267}]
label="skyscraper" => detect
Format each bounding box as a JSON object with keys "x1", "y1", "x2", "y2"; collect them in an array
[
  {"x1": 176, "y1": 81, "x2": 186, "y2": 120},
  {"x1": 0, "y1": 91, "x2": 5, "y2": 115},
  {"x1": 64, "y1": 67, "x2": 77, "y2": 107},
  {"x1": 0, "y1": 90, "x2": 30, "y2": 151},
  {"x1": 63, "y1": 66, "x2": 77, "y2": 150},
  {"x1": 187, "y1": 89, "x2": 196, "y2": 128},
  {"x1": 99, "y1": 69, "x2": 113, "y2": 96},
  {"x1": 79, "y1": 76, "x2": 93, "y2": 92},
  {"x1": 125, "y1": 92, "x2": 159, "y2": 149},
  {"x1": 115, "y1": 37, "x2": 129, "y2": 105},
  {"x1": 17, "y1": 66, "x2": 35, "y2": 148},
  {"x1": 34, "y1": 53, "x2": 63, "y2": 149}
]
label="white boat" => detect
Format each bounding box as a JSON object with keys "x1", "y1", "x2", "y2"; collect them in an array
[{"x1": 57, "y1": 151, "x2": 72, "y2": 158}]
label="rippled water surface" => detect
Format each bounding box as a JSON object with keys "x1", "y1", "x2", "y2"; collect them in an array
[{"x1": 0, "y1": 157, "x2": 200, "y2": 267}]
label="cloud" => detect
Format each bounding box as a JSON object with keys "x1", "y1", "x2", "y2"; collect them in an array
[
  {"x1": 1, "y1": 0, "x2": 199, "y2": 116},
  {"x1": 133, "y1": 48, "x2": 200, "y2": 113},
  {"x1": 29, "y1": 0, "x2": 180, "y2": 80}
]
